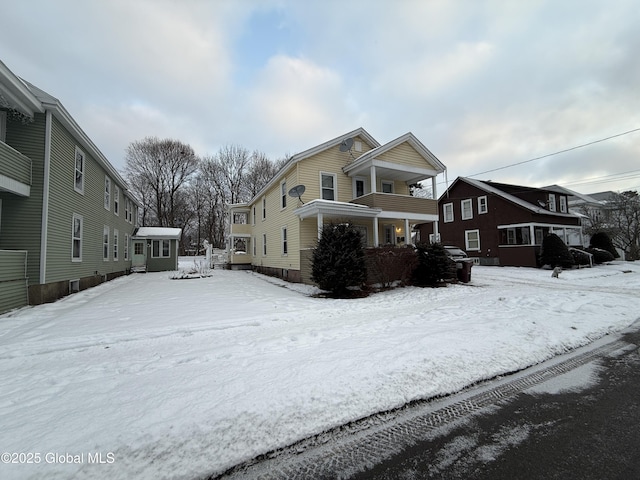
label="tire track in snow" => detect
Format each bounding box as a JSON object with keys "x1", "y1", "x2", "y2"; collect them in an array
[{"x1": 214, "y1": 337, "x2": 629, "y2": 480}]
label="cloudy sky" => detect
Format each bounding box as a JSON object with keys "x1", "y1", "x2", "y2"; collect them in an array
[{"x1": 2, "y1": 0, "x2": 639, "y2": 194}]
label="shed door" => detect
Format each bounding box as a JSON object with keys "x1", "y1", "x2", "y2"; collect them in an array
[{"x1": 132, "y1": 241, "x2": 146, "y2": 267}]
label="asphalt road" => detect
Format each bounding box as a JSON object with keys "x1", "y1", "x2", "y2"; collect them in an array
[{"x1": 350, "y1": 328, "x2": 640, "y2": 480}]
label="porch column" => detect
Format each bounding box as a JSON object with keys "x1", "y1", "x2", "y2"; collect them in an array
[
  {"x1": 373, "y1": 216, "x2": 379, "y2": 246},
  {"x1": 433, "y1": 221, "x2": 439, "y2": 243},
  {"x1": 432, "y1": 176, "x2": 438, "y2": 200},
  {"x1": 317, "y1": 212, "x2": 323, "y2": 240},
  {"x1": 370, "y1": 165, "x2": 377, "y2": 193},
  {"x1": 529, "y1": 225, "x2": 535, "y2": 245},
  {"x1": 404, "y1": 218, "x2": 411, "y2": 245}
]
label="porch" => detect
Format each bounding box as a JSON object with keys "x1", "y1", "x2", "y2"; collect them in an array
[
  {"x1": 227, "y1": 204, "x2": 252, "y2": 267},
  {"x1": 0, "y1": 140, "x2": 31, "y2": 197}
]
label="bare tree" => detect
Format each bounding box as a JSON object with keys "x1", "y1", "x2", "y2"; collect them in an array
[
  {"x1": 608, "y1": 191, "x2": 640, "y2": 260},
  {"x1": 125, "y1": 137, "x2": 199, "y2": 228},
  {"x1": 245, "y1": 150, "x2": 282, "y2": 198}
]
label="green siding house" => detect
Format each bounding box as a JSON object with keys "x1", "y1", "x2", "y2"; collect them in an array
[{"x1": 0, "y1": 59, "x2": 140, "y2": 314}]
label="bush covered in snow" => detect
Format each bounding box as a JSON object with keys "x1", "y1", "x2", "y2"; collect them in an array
[
  {"x1": 571, "y1": 249, "x2": 592, "y2": 266},
  {"x1": 539, "y1": 233, "x2": 574, "y2": 268},
  {"x1": 412, "y1": 242, "x2": 456, "y2": 286},
  {"x1": 311, "y1": 223, "x2": 367, "y2": 296}
]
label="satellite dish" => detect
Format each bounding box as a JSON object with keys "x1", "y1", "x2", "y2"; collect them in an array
[
  {"x1": 339, "y1": 137, "x2": 354, "y2": 152},
  {"x1": 288, "y1": 184, "x2": 306, "y2": 204}
]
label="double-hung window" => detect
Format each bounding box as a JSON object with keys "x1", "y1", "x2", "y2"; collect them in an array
[
  {"x1": 321, "y1": 172, "x2": 336, "y2": 201},
  {"x1": 114, "y1": 185, "x2": 120, "y2": 215},
  {"x1": 559, "y1": 196, "x2": 567, "y2": 213},
  {"x1": 381, "y1": 181, "x2": 394, "y2": 194},
  {"x1": 262, "y1": 233, "x2": 267, "y2": 256},
  {"x1": 72, "y1": 214, "x2": 83, "y2": 261},
  {"x1": 461, "y1": 199, "x2": 473, "y2": 220},
  {"x1": 262, "y1": 197, "x2": 266, "y2": 220},
  {"x1": 443, "y1": 202, "x2": 454, "y2": 223},
  {"x1": 74, "y1": 147, "x2": 85, "y2": 194},
  {"x1": 465, "y1": 229, "x2": 480, "y2": 251},
  {"x1": 281, "y1": 180, "x2": 287, "y2": 209},
  {"x1": 478, "y1": 196, "x2": 488, "y2": 214},
  {"x1": 282, "y1": 227, "x2": 288, "y2": 255},
  {"x1": 152, "y1": 240, "x2": 170, "y2": 258},
  {"x1": 113, "y1": 229, "x2": 119, "y2": 261},
  {"x1": 124, "y1": 234, "x2": 130, "y2": 260},
  {"x1": 103, "y1": 226, "x2": 110, "y2": 261},
  {"x1": 548, "y1": 194, "x2": 556, "y2": 212},
  {"x1": 104, "y1": 177, "x2": 111, "y2": 210}
]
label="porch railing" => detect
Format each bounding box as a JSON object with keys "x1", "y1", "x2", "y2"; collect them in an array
[{"x1": 350, "y1": 193, "x2": 437, "y2": 215}]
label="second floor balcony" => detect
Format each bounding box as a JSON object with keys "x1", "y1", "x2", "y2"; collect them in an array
[
  {"x1": 0, "y1": 140, "x2": 31, "y2": 196},
  {"x1": 350, "y1": 192, "x2": 437, "y2": 218}
]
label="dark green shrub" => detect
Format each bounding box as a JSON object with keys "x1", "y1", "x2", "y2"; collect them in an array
[
  {"x1": 311, "y1": 223, "x2": 367, "y2": 296},
  {"x1": 412, "y1": 242, "x2": 456, "y2": 286},
  {"x1": 539, "y1": 233, "x2": 575, "y2": 268},
  {"x1": 587, "y1": 247, "x2": 615, "y2": 264},
  {"x1": 589, "y1": 232, "x2": 619, "y2": 258},
  {"x1": 571, "y1": 249, "x2": 592, "y2": 266}
]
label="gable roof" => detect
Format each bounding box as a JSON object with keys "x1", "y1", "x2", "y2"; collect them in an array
[
  {"x1": 543, "y1": 184, "x2": 604, "y2": 206},
  {"x1": 0, "y1": 59, "x2": 43, "y2": 117},
  {"x1": 249, "y1": 127, "x2": 380, "y2": 203},
  {"x1": 444, "y1": 177, "x2": 579, "y2": 218},
  {"x1": 344, "y1": 131, "x2": 446, "y2": 174}
]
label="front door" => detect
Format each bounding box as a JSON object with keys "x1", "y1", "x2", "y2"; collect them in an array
[{"x1": 132, "y1": 241, "x2": 146, "y2": 268}]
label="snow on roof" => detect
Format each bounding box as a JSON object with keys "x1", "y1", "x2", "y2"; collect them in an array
[{"x1": 133, "y1": 227, "x2": 182, "y2": 239}]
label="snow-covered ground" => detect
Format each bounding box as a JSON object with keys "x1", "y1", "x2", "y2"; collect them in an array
[{"x1": 1, "y1": 260, "x2": 639, "y2": 480}]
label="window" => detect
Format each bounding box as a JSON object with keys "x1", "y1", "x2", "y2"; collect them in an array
[
  {"x1": 124, "y1": 234, "x2": 129, "y2": 260},
  {"x1": 252, "y1": 236, "x2": 256, "y2": 256},
  {"x1": 103, "y1": 226, "x2": 110, "y2": 261},
  {"x1": 74, "y1": 147, "x2": 85, "y2": 194},
  {"x1": 443, "y1": 202, "x2": 454, "y2": 223},
  {"x1": 124, "y1": 197, "x2": 130, "y2": 222},
  {"x1": 114, "y1": 185, "x2": 120, "y2": 215},
  {"x1": 113, "y1": 229, "x2": 119, "y2": 261},
  {"x1": 262, "y1": 197, "x2": 266, "y2": 220},
  {"x1": 478, "y1": 196, "x2": 488, "y2": 214},
  {"x1": 252, "y1": 206, "x2": 256, "y2": 226},
  {"x1": 72, "y1": 214, "x2": 83, "y2": 261},
  {"x1": 262, "y1": 233, "x2": 267, "y2": 256},
  {"x1": 281, "y1": 180, "x2": 287, "y2": 209},
  {"x1": 559, "y1": 196, "x2": 567, "y2": 213},
  {"x1": 104, "y1": 177, "x2": 111, "y2": 210},
  {"x1": 152, "y1": 240, "x2": 171, "y2": 258},
  {"x1": 465, "y1": 229, "x2": 480, "y2": 251},
  {"x1": 354, "y1": 178, "x2": 365, "y2": 198},
  {"x1": 282, "y1": 227, "x2": 288, "y2": 255},
  {"x1": 381, "y1": 181, "x2": 394, "y2": 194},
  {"x1": 354, "y1": 140, "x2": 362, "y2": 152},
  {"x1": 320, "y1": 172, "x2": 336, "y2": 201},
  {"x1": 461, "y1": 199, "x2": 473, "y2": 220},
  {"x1": 548, "y1": 194, "x2": 556, "y2": 212},
  {"x1": 501, "y1": 227, "x2": 531, "y2": 245},
  {"x1": 134, "y1": 242, "x2": 144, "y2": 255}
]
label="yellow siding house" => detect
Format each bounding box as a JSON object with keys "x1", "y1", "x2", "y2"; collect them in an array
[{"x1": 227, "y1": 127, "x2": 447, "y2": 283}]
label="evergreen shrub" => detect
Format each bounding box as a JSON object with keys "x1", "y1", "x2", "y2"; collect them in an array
[
  {"x1": 311, "y1": 223, "x2": 367, "y2": 296},
  {"x1": 412, "y1": 242, "x2": 456, "y2": 286},
  {"x1": 539, "y1": 233, "x2": 575, "y2": 268},
  {"x1": 589, "y1": 232, "x2": 619, "y2": 258},
  {"x1": 586, "y1": 247, "x2": 615, "y2": 264}
]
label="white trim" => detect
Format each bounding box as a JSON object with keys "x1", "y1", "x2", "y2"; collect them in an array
[
  {"x1": 319, "y1": 171, "x2": 338, "y2": 201},
  {"x1": 280, "y1": 179, "x2": 287, "y2": 210},
  {"x1": 465, "y1": 229, "x2": 480, "y2": 251},
  {"x1": 40, "y1": 111, "x2": 52, "y2": 282},
  {"x1": 124, "y1": 233, "x2": 130, "y2": 261},
  {"x1": 353, "y1": 176, "x2": 367, "y2": 198},
  {"x1": 151, "y1": 239, "x2": 171, "y2": 258},
  {"x1": 443, "y1": 202, "x2": 454, "y2": 223},
  {"x1": 262, "y1": 233, "x2": 267, "y2": 256},
  {"x1": 252, "y1": 236, "x2": 256, "y2": 256},
  {"x1": 71, "y1": 213, "x2": 83, "y2": 262},
  {"x1": 281, "y1": 226, "x2": 288, "y2": 256},
  {"x1": 104, "y1": 176, "x2": 111, "y2": 211},
  {"x1": 114, "y1": 185, "x2": 120, "y2": 216},
  {"x1": 74, "y1": 146, "x2": 85, "y2": 194},
  {"x1": 0, "y1": 173, "x2": 30, "y2": 196},
  {"x1": 103, "y1": 225, "x2": 110, "y2": 261},
  {"x1": 461, "y1": 198, "x2": 473, "y2": 220},
  {"x1": 559, "y1": 195, "x2": 567, "y2": 213},
  {"x1": 548, "y1": 193, "x2": 556, "y2": 212},
  {"x1": 478, "y1": 195, "x2": 488, "y2": 214},
  {"x1": 113, "y1": 228, "x2": 119, "y2": 261},
  {"x1": 262, "y1": 196, "x2": 266, "y2": 220}
]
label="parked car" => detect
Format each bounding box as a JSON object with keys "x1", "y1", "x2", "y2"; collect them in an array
[{"x1": 443, "y1": 246, "x2": 468, "y2": 260}]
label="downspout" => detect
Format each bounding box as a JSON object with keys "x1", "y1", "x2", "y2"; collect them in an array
[{"x1": 39, "y1": 110, "x2": 52, "y2": 284}]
